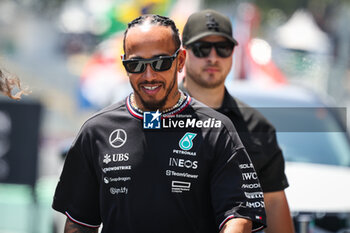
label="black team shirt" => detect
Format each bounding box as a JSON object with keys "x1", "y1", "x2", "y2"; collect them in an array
[
  {"x1": 52, "y1": 93, "x2": 266, "y2": 233},
  {"x1": 180, "y1": 81, "x2": 289, "y2": 192},
  {"x1": 217, "y1": 89, "x2": 289, "y2": 192}
]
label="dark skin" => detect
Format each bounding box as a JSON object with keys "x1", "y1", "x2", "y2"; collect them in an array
[{"x1": 64, "y1": 218, "x2": 98, "y2": 233}]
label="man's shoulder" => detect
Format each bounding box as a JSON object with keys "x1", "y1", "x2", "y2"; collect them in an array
[
  {"x1": 83, "y1": 98, "x2": 128, "y2": 127},
  {"x1": 190, "y1": 98, "x2": 237, "y2": 130},
  {"x1": 188, "y1": 98, "x2": 245, "y2": 150},
  {"x1": 230, "y1": 95, "x2": 276, "y2": 132}
]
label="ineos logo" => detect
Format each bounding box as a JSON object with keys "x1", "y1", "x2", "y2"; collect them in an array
[{"x1": 109, "y1": 129, "x2": 127, "y2": 148}]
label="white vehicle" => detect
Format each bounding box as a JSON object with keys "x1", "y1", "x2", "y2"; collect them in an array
[{"x1": 227, "y1": 82, "x2": 350, "y2": 233}]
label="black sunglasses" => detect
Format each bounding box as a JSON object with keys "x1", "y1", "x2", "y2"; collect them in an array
[
  {"x1": 122, "y1": 49, "x2": 180, "y2": 74},
  {"x1": 188, "y1": 41, "x2": 235, "y2": 58}
]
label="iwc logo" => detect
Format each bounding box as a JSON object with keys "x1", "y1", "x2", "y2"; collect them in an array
[
  {"x1": 179, "y1": 132, "x2": 196, "y2": 150},
  {"x1": 109, "y1": 129, "x2": 127, "y2": 148}
]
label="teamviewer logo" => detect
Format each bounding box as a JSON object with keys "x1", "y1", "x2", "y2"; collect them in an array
[{"x1": 143, "y1": 110, "x2": 161, "y2": 129}]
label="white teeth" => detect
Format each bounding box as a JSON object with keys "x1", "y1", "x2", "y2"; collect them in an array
[{"x1": 144, "y1": 86, "x2": 158, "y2": 90}]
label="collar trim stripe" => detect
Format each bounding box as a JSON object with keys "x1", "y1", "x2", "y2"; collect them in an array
[{"x1": 126, "y1": 96, "x2": 143, "y2": 119}]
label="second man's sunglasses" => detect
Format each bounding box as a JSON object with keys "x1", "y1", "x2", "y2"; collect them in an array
[
  {"x1": 122, "y1": 49, "x2": 180, "y2": 74},
  {"x1": 188, "y1": 41, "x2": 235, "y2": 58}
]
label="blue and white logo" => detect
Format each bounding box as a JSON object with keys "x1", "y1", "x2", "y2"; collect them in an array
[
  {"x1": 143, "y1": 110, "x2": 161, "y2": 129},
  {"x1": 179, "y1": 132, "x2": 197, "y2": 150}
]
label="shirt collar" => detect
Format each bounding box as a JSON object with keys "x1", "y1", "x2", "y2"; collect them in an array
[
  {"x1": 180, "y1": 78, "x2": 240, "y2": 116},
  {"x1": 217, "y1": 88, "x2": 241, "y2": 116}
]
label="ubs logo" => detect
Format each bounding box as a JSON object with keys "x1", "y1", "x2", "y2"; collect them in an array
[
  {"x1": 109, "y1": 129, "x2": 127, "y2": 148},
  {"x1": 103, "y1": 153, "x2": 129, "y2": 164}
]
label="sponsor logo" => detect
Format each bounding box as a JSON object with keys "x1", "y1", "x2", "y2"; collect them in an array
[
  {"x1": 172, "y1": 181, "x2": 191, "y2": 193},
  {"x1": 169, "y1": 158, "x2": 198, "y2": 169},
  {"x1": 242, "y1": 172, "x2": 258, "y2": 180},
  {"x1": 103, "y1": 153, "x2": 129, "y2": 164},
  {"x1": 165, "y1": 170, "x2": 198, "y2": 179},
  {"x1": 104, "y1": 176, "x2": 131, "y2": 184},
  {"x1": 103, "y1": 154, "x2": 112, "y2": 164},
  {"x1": 241, "y1": 183, "x2": 261, "y2": 189},
  {"x1": 102, "y1": 165, "x2": 132, "y2": 173},
  {"x1": 143, "y1": 110, "x2": 161, "y2": 129},
  {"x1": 110, "y1": 187, "x2": 128, "y2": 195},
  {"x1": 179, "y1": 132, "x2": 196, "y2": 150},
  {"x1": 239, "y1": 163, "x2": 254, "y2": 169},
  {"x1": 172, "y1": 149, "x2": 196, "y2": 156},
  {"x1": 163, "y1": 118, "x2": 221, "y2": 129},
  {"x1": 109, "y1": 129, "x2": 127, "y2": 148},
  {"x1": 246, "y1": 201, "x2": 265, "y2": 208},
  {"x1": 244, "y1": 192, "x2": 264, "y2": 199}
]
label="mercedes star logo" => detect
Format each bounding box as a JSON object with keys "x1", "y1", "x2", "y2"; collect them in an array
[{"x1": 109, "y1": 129, "x2": 127, "y2": 148}]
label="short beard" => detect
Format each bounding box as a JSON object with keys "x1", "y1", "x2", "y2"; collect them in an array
[
  {"x1": 131, "y1": 69, "x2": 178, "y2": 111},
  {"x1": 186, "y1": 66, "x2": 226, "y2": 89}
]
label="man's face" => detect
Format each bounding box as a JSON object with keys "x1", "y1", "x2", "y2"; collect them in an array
[
  {"x1": 185, "y1": 35, "x2": 233, "y2": 89},
  {"x1": 124, "y1": 23, "x2": 185, "y2": 111}
]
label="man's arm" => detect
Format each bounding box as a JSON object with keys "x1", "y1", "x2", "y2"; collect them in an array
[
  {"x1": 64, "y1": 218, "x2": 99, "y2": 233},
  {"x1": 220, "y1": 218, "x2": 252, "y2": 233},
  {"x1": 264, "y1": 191, "x2": 295, "y2": 233}
]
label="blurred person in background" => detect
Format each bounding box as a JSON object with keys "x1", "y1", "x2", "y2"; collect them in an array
[
  {"x1": 180, "y1": 9, "x2": 295, "y2": 233},
  {"x1": 52, "y1": 14, "x2": 266, "y2": 233},
  {"x1": 0, "y1": 67, "x2": 28, "y2": 99}
]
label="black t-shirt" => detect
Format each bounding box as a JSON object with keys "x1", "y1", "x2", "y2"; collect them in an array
[
  {"x1": 52, "y1": 94, "x2": 266, "y2": 232},
  {"x1": 180, "y1": 80, "x2": 288, "y2": 192},
  {"x1": 217, "y1": 90, "x2": 289, "y2": 192}
]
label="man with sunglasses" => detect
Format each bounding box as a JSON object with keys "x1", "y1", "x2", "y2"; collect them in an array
[
  {"x1": 52, "y1": 14, "x2": 267, "y2": 233},
  {"x1": 181, "y1": 9, "x2": 295, "y2": 233}
]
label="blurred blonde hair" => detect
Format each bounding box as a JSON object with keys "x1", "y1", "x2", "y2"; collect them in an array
[{"x1": 0, "y1": 68, "x2": 30, "y2": 100}]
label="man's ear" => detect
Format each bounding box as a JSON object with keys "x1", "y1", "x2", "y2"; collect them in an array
[{"x1": 177, "y1": 49, "x2": 186, "y2": 72}]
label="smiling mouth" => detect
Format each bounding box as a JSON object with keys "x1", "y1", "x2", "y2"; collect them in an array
[
  {"x1": 141, "y1": 84, "x2": 162, "y2": 95},
  {"x1": 143, "y1": 86, "x2": 159, "y2": 90}
]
